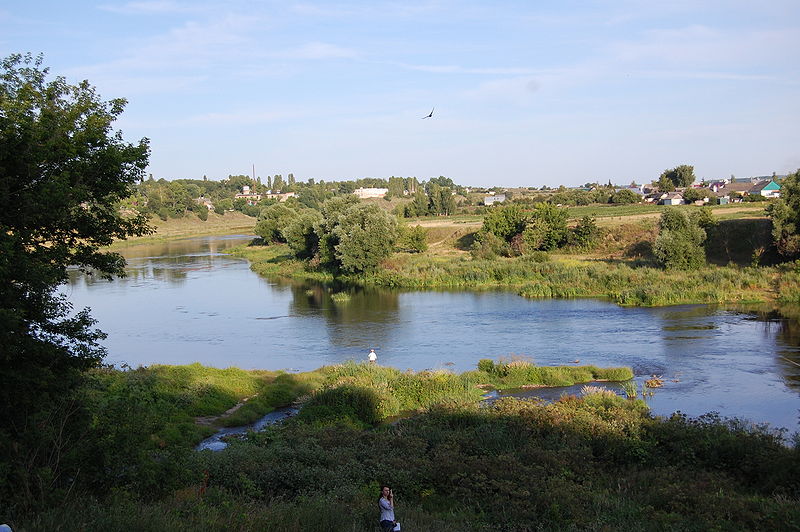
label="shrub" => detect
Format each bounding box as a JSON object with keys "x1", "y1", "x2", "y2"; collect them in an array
[
  {"x1": 254, "y1": 204, "x2": 298, "y2": 243},
  {"x1": 653, "y1": 210, "x2": 707, "y2": 270}
]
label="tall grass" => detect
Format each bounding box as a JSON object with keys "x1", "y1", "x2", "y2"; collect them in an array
[
  {"x1": 234, "y1": 243, "x2": 780, "y2": 307},
  {"x1": 24, "y1": 391, "x2": 799, "y2": 531}
]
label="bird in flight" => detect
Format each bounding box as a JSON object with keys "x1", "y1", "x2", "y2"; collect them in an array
[{"x1": 422, "y1": 107, "x2": 434, "y2": 119}]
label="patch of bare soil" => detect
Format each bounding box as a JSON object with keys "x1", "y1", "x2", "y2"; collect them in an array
[{"x1": 195, "y1": 396, "x2": 254, "y2": 426}]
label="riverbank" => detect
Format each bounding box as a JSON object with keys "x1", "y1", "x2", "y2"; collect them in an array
[
  {"x1": 18, "y1": 360, "x2": 799, "y2": 531},
  {"x1": 232, "y1": 243, "x2": 800, "y2": 306},
  {"x1": 108, "y1": 211, "x2": 256, "y2": 250}
]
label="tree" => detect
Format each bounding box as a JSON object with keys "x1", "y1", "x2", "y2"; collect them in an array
[
  {"x1": 522, "y1": 203, "x2": 569, "y2": 251},
  {"x1": 283, "y1": 210, "x2": 323, "y2": 259},
  {"x1": 397, "y1": 224, "x2": 428, "y2": 253},
  {"x1": 438, "y1": 187, "x2": 456, "y2": 215},
  {"x1": 0, "y1": 53, "x2": 150, "y2": 506},
  {"x1": 482, "y1": 204, "x2": 529, "y2": 242},
  {"x1": 653, "y1": 209, "x2": 707, "y2": 269},
  {"x1": 766, "y1": 169, "x2": 800, "y2": 259},
  {"x1": 660, "y1": 165, "x2": 696, "y2": 188},
  {"x1": 610, "y1": 189, "x2": 640, "y2": 204},
  {"x1": 331, "y1": 203, "x2": 398, "y2": 274},
  {"x1": 316, "y1": 196, "x2": 360, "y2": 268},
  {"x1": 254, "y1": 203, "x2": 297, "y2": 243},
  {"x1": 682, "y1": 187, "x2": 706, "y2": 204},
  {"x1": 569, "y1": 216, "x2": 601, "y2": 249},
  {"x1": 657, "y1": 173, "x2": 676, "y2": 192}
]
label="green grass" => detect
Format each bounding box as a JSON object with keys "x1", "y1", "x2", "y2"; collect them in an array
[
  {"x1": 232, "y1": 235, "x2": 785, "y2": 307},
  {"x1": 22, "y1": 388, "x2": 800, "y2": 531},
  {"x1": 567, "y1": 203, "x2": 767, "y2": 221}
]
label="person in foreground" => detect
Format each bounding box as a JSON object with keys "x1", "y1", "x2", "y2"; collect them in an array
[{"x1": 379, "y1": 485, "x2": 398, "y2": 531}]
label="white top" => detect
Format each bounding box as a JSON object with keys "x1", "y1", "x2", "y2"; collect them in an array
[
  {"x1": 368, "y1": 350, "x2": 377, "y2": 362},
  {"x1": 379, "y1": 497, "x2": 394, "y2": 521}
]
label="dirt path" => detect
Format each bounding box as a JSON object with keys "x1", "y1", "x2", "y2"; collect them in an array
[
  {"x1": 195, "y1": 396, "x2": 254, "y2": 426},
  {"x1": 413, "y1": 219, "x2": 482, "y2": 228}
]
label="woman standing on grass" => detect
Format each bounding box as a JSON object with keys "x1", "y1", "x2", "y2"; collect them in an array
[{"x1": 379, "y1": 485, "x2": 397, "y2": 531}]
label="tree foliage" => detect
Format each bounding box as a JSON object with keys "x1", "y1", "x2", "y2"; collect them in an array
[
  {"x1": 332, "y1": 204, "x2": 398, "y2": 274},
  {"x1": 522, "y1": 203, "x2": 569, "y2": 251},
  {"x1": 659, "y1": 164, "x2": 696, "y2": 189},
  {"x1": 653, "y1": 209, "x2": 707, "y2": 269},
  {"x1": 482, "y1": 204, "x2": 529, "y2": 242},
  {"x1": 283, "y1": 210, "x2": 323, "y2": 259},
  {"x1": 397, "y1": 224, "x2": 428, "y2": 253},
  {"x1": 610, "y1": 189, "x2": 640, "y2": 204},
  {"x1": 767, "y1": 169, "x2": 800, "y2": 259},
  {"x1": 0, "y1": 53, "x2": 150, "y2": 507},
  {"x1": 254, "y1": 203, "x2": 297, "y2": 243}
]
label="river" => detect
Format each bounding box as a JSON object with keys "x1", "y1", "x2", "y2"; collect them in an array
[{"x1": 64, "y1": 235, "x2": 800, "y2": 432}]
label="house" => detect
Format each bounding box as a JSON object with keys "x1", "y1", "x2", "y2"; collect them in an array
[
  {"x1": 708, "y1": 181, "x2": 727, "y2": 193},
  {"x1": 195, "y1": 197, "x2": 215, "y2": 211},
  {"x1": 615, "y1": 185, "x2": 645, "y2": 196},
  {"x1": 484, "y1": 194, "x2": 506, "y2": 206},
  {"x1": 235, "y1": 185, "x2": 262, "y2": 205},
  {"x1": 749, "y1": 180, "x2": 781, "y2": 198},
  {"x1": 660, "y1": 192, "x2": 684, "y2": 205},
  {"x1": 719, "y1": 182, "x2": 753, "y2": 196},
  {"x1": 353, "y1": 187, "x2": 388, "y2": 199},
  {"x1": 263, "y1": 192, "x2": 297, "y2": 202}
]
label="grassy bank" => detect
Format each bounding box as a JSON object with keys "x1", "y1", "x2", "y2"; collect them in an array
[
  {"x1": 232, "y1": 243, "x2": 793, "y2": 306},
  {"x1": 20, "y1": 361, "x2": 800, "y2": 531},
  {"x1": 108, "y1": 211, "x2": 256, "y2": 249}
]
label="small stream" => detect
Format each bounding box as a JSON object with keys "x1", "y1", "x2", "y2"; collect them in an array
[{"x1": 195, "y1": 406, "x2": 299, "y2": 451}]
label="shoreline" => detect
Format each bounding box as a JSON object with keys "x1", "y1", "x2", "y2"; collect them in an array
[
  {"x1": 230, "y1": 243, "x2": 790, "y2": 308},
  {"x1": 107, "y1": 212, "x2": 256, "y2": 250}
]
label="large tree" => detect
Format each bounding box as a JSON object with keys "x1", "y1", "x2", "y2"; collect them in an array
[
  {"x1": 332, "y1": 203, "x2": 398, "y2": 274},
  {"x1": 659, "y1": 164, "x2": 696, "y2": 188},
  {"x1": 0, "y1": 54, "x2": 150, "y2": 505},
  {"x1": 767, "y1": 169, "x2": 800, "y2": 259}
]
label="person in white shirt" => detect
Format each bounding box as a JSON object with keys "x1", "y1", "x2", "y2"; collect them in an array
[
  {"x1": 379, "y1": 485, "x2": 397, "y2": 531},
  {"x1": 368, "y1": 349, "x2": 377, "y2": 363}
]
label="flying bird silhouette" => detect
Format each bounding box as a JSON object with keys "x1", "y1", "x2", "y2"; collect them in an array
[{"x1": 422, "y1": 107, "x2": 434, "y2": 119}]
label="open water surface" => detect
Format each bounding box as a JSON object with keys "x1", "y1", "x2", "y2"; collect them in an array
[{"x1": 65, "y1": 235, "x2": 800, "y2": 431}]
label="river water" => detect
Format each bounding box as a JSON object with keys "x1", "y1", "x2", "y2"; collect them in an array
[{"x1": 65, "y1": 235, "x2": 800, "y2": 432}]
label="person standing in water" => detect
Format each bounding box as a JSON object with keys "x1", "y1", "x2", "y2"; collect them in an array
[
  {"x1": 368, "y1": 349, "x2": 378, "y2": 364},
  {"x1": 379, "y1": 485, "x2": 397, "y2": 531}
]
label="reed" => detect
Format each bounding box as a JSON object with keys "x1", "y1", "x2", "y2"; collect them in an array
[{"x1": 233, "y1": 244, "x2": 780, "y2": 307}]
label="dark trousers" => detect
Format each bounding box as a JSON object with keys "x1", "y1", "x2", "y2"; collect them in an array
[{"x1": 380, "y1": 519, "x2": 395, "y2": 532}]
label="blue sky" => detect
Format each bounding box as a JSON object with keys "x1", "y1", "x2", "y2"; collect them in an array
[{"x1": 2, "y1": 1, "x2": 798, "y2": 187}]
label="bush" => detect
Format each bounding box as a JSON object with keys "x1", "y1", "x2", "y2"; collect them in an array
[
  {"x1": 653, "y1": 210, "x2": 707, "y2": 270},
  {"x1": 254, "y1": 204, "x2": 298, "y2": 243},
  {"x1": 568, "y1": 216, "x2": 601, "y2": 249},
  {"x1": 397, "y1": 225, "x2": 428, "y2": 253},
  {"x1": 470, "y1": 232, "x2": 511, "y2": 259}
]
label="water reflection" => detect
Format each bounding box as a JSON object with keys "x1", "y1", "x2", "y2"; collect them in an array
[{"x1": 61, "y1": 235, "x2": 800, "y2": 431}]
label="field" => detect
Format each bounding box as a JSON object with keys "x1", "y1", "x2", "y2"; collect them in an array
[{"x1": 108, "y1": 211, "x2": 256, "y2": 249}]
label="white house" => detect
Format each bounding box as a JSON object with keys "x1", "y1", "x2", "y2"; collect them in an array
[
  {"x1": 484, "y1": 194, "x2": 506, "y2": 206},
  {"x1": 660, "y1": 192, "x2": 684, "y2": 205},
  {"x1": 353, "y1": 187, "x2": 388, "y2": 199},
  {"x1": 749, "y1": 180, "x2": 781, "y2": 198}
]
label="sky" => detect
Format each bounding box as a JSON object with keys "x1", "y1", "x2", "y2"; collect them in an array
[{"x1": 2, "y1": 1, "x2": 799, "y2": 187}]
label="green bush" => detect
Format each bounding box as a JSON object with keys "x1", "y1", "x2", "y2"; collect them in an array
[{"x1": 653, "y1": 210, "x2": 707, "y2": 270}]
